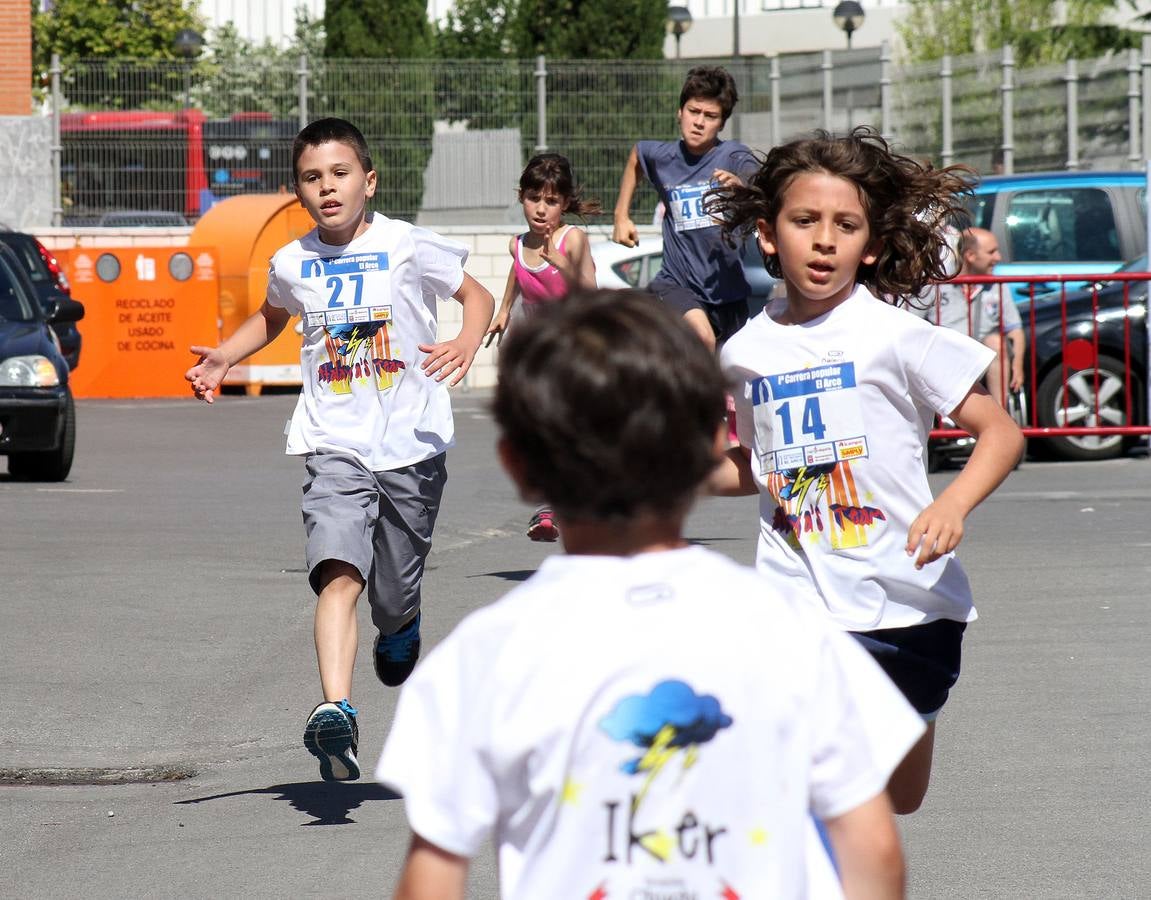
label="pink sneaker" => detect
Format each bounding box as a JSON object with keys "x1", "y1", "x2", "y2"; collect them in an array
[{"x1": 527, "y1": 509, "x2": 559, "y2": 542}]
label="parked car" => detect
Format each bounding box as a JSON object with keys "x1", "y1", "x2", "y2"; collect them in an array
[
  {"x1": 0, "y1": 230, "x2": 84, "y2": 369},
  {"x1": 592, "y1": 236, "x2": 778, "y2": 312},
  {"x1": 97, "y1": 210, "x2": 189, "y2": 227},
  {"x1": 0, "y1": 242, "x2": 83, "y2": 480},
  {"x1": 1025, "y1": 254, "x2": 1148, "y2": 461},
  {"x1": 966, "y1": 171, "x2": 1146, "y2": 304}
]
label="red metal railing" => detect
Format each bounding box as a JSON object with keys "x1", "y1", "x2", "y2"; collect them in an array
[{"x1": 923, "y1": 272, "x2": 1150, "y2": 443}]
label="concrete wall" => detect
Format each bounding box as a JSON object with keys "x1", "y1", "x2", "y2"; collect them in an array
[
  {"x1": 34, "y1": 223, "x2": 647, "y2": 390},
  {"x1": 0, "y1": 116, "x2": 52, "y2": 229}
]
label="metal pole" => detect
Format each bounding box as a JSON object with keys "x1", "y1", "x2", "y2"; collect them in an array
[
  {"x1": 1001, "y1": 44, "x2": 1015, "y2": 175},
  {"x1": 880, "y1": 40, "x2": 892, "y2": 142},
  {"x1": 1143, "y1": 36, "x2": 1151, "y2": 163},
  {"x1": 941, "y1": 54, "x2": 953, "y2": 165},
  {"x1": 535, "y1": 55, "x2": 547, "y2": 152},
  {"x1": 1129, "y1": 47, "x2": 1141, "y2": 166},
  {"x1": 733, "y1": 0, "x2": 740, "y2": 59},
  {"x1": 51, "y1": 53, "x2": 62, "y2": 228},
  {"x1": 770, "y1": 55, "x2": 781, "y2": 147},
  {"x1": 822, "y1": 49, "x2": 833, "y2": 132},
  {"x1": 1065, "y1": 58, "x2": 1079, "y2": 170},
  {"x1": 297, "y1": 53, "x2": 309, "y2": 130}
]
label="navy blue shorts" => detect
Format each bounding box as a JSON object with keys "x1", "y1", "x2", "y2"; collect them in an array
[
  {"x1": 647, "y1": 278, "x2": 748, "y2": 343},
  {"x1": 849, "y1": 619, "x2": 967, "y2": 719}
]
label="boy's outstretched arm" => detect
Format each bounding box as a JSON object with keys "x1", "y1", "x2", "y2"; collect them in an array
[
  {"x1": 906, "y1": 383, "x2": 1024, "y2": 568},
  {"x1": 185, "y1": 300, "x2": 292, "y2": 404},
  {"x1": 825, "y1": 792, "x2": 906, "y2": 900},
  {"x1": 419, "y1": 273, "x2": 495, "y2": 386},
  {"x1": 611, "y1": 144, "x2": 644, "y2": 248},
  {"x1": 393, "y1": 833, "x2": 467, "y2": 900}
]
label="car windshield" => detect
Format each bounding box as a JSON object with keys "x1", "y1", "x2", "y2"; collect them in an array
[{"x1": 0, "y1": 254, "x2": 36, "y2": 321}]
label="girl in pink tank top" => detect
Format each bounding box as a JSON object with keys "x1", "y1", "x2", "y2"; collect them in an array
[{"x1": 486, "y1": 153, "x2": 601, "y2": 542}]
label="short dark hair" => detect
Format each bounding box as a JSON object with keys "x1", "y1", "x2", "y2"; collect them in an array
[
  {"x1": 493, "y1": 290, "x2": 727, "y2": 523},
  {"x1": 712, "y1": 127, "x2": 975, "y2": 303},
  {"x1": 679, "y1": 66, "x2": 739, "y2": 123},
  {"x1": 292, "y1": 117, "x2": 373, "y2": 181}
]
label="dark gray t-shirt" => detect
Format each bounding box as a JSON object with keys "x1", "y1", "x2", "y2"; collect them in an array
[{"x1": 637, "y1": 138, "x2": 758, "y2": 306}]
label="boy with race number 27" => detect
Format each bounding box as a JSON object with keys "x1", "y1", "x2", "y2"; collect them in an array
[{"x1": 186, "y1": 117, "x2": 494, "y2": 781}]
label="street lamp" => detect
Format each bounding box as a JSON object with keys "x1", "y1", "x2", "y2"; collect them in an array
[
  {"x1": 666, "y1": 6, "x2": 693, "y2": 60},
  {"x1": 832, "y1": 1, "x2": 865, "y2": 50},
  {"x1": 173, "y1": 28, "x2": 203, "y2": 109}
]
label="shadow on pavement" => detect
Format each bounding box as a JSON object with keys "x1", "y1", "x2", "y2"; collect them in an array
[
  {"x1": 469, "y1": 569, "x2": 536, "y2": 582},
  {"x1": 175, "y1": 780, "x2": 400, "y2": 826}
]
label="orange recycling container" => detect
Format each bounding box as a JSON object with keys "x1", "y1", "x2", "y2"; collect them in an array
[
  {"x1": 191, "y1": 193, "x2": 315, "y2": 394},
  {"x1": 60, "y1": 246, "x2": 221, "y2": 399}
]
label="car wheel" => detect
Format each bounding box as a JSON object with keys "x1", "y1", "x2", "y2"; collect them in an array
[
  {"x1": 8, "y1": 389, "x2": 76, "y2": 481},
  {"x1": 1035, "y1": 357, "x2": 1134, "y2": 461}
]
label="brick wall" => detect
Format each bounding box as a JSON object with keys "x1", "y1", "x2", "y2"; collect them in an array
[{"x1": 0, "y1": 0, "x2": 32, "y2": 116}]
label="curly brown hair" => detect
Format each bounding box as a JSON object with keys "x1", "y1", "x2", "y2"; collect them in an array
[{"x1": 712, "y1": 127, "x2": 975, "y2": 303}]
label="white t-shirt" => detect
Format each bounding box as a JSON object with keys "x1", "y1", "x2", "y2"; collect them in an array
[
  {"x1": 265, "y1": 214, "x2": 467, "y2": 471},
  {"x1": 722, "y1": 284, "x2": 996, "y2": 631},
  {"x1": 377, "y1": 546, "x2": 923, "y2": 899}
]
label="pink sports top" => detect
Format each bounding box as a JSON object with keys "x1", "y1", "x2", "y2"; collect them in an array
[{"x1": 513, "y1": 225, "x2": 573, "y2": 306}]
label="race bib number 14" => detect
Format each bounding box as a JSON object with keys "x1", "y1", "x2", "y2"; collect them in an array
[{"x1": 750, "y1": 362, "x2": 869, "y2": 474}]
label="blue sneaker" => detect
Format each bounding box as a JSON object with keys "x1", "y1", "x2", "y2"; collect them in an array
[
  {"x1": 303, "y1": 699, "x2": 360, "y2": 781},
  {"x1": 374, "y1": 613, "x2": 421, "y2": 687}
]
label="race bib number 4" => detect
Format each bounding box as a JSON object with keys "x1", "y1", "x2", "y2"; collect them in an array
[
  {"x1": 750, "y1": 363, "x2": 869, "y2": 474},
  {"x1": 667, "y1": 180, "x2": 716, "y2": 233}
]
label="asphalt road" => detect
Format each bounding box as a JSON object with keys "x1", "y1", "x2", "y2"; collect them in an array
[{"x1": 1, "y1": 393, "x2": 1148, "y2": 899}]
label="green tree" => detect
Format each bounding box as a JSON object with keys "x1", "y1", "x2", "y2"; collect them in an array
[
  {"x1": 511, "y1": 0, "x2": 665, "y2": 58},
  {"x1": 897, "y1": 0, "x2": 1142, "y2": 65},
  {"x1": 436, "y1": 0, "x2": 516, "y2": 59},
  {"x1": 324, "y1": 0, "x2": 432, "y2": 59},
  {"x1": 32, "y1": 0, "x2": 206, "y2": 72},
  {"x1": 322, "y1": 0, "x2": 435, "y2": 219}
]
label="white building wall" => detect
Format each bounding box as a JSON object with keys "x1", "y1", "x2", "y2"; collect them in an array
[{"x1": 199, "y1": 0, "x2": 326, "y2": 45}]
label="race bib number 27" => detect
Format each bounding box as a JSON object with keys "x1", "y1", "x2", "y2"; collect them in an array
[{"x1": 750, "y1": 362, "x2": 869, "y2": 475}]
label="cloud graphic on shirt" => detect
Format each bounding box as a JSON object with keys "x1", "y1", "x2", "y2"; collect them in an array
[
  {"x1": 598, "y1": 680, "x2": 734, "y2": 855},
  {"x1": 600, "y1": 679, "x2": 732, "y2": 771}
]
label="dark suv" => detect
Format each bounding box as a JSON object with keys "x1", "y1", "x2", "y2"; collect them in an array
[
  {"x1": 0, "y1": 231, "x2": 84, "y2": 369},
  {"x1": 0, "y1": 242, "x2": 83, "y2": 480}
]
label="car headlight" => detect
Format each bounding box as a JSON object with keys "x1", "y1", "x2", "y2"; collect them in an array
[{"x1": 0, "y1": 355, "x2": 61, "y2": 387}]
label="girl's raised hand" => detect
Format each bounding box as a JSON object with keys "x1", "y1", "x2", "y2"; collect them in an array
[{"x1": 539, "y1": 226, "x2": 574, "y2": 277}]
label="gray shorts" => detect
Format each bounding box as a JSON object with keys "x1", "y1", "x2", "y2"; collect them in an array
[{"x1": 301, "y1": 450, "x2": 447, "y2": 634}]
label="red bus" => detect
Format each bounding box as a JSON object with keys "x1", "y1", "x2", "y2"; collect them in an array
[{"x1": 61, "y1": 109, "x2": 296, "y2": 222}]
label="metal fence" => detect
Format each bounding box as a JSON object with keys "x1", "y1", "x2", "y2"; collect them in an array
[{"x1": 49, "y1": 39, "x2": 1151, "y2": 225}]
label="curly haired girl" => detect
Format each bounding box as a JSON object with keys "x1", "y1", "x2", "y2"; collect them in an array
[{"x1": 711, "y1": 127, "x2": 1024, "y2": 814}]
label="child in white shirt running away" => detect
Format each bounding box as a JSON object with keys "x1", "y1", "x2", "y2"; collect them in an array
[
  {"x1": 710, "y1": 127, "x2": 1024, "y2": 815},
  {"x1": 486, "y1": 152, "x2": 600, "y2": 543},
  {"x1": 378, "y1": 290, "x2": 924, "y2": 900}
]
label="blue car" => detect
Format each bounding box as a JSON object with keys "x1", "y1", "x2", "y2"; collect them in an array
[
  {"x1": 0, "y1": 242, "x2": 83, "y2": 480},
  {"x1": 966, "y1": 171, "x2": 1147, "y2": 304}
]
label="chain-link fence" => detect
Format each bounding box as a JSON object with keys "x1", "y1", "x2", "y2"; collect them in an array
[{"x1": 50, "y1": 42, "x2": 1151, "y2": 225}]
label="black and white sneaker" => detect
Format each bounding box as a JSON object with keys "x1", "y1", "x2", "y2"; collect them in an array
[{"x1": 303, "y1": 699, "x2": 360, "y2": 781}]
